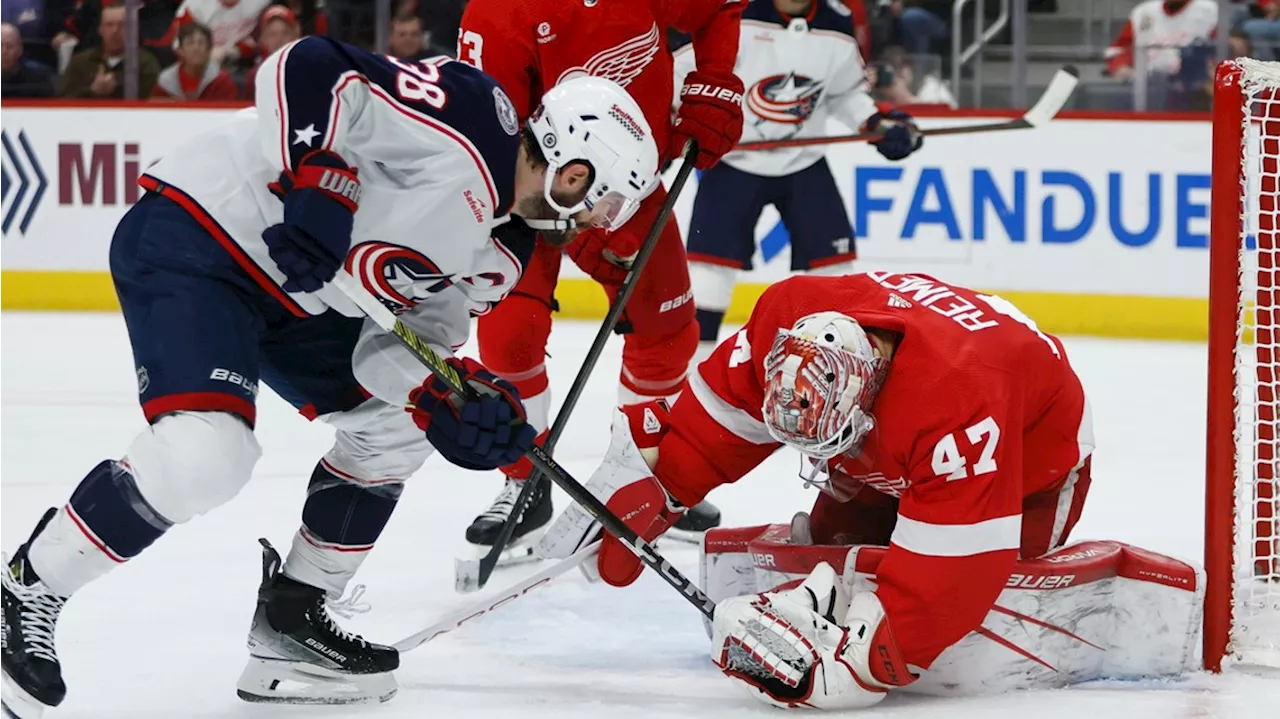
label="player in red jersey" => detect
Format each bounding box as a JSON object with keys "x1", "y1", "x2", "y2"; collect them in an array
[
  {"x1": 455, "y1": 0, "x2": 747, "y2": 554},
  {"x1": 540, "y1": 271, "x2": 1140, "y2": 707}
]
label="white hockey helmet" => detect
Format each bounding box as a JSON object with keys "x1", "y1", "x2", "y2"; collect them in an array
[
  {"x1": 526, "y1": 76, "x2": 660, "y2": 232},
  {"x1": 762, "y1": 311, "x2": 889, "y2": 466}
]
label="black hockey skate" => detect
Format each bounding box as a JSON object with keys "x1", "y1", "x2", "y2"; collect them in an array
[
  {"x1": 2, "y1": 509, "x2": 67, "y2": 719},
  {"x1": 236, "y1": 539, "x2": 397, "y2": 705},
  {"x1": 667, "y1": 500, "x2": 722, "y2": 544},
  {"x1": 464, "y1": 477, "x2": 553, "y2": 567}
]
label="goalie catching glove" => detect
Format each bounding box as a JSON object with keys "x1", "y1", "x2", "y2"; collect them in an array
[
  {"x1": 407, "y1": 357, "x2": 537, "y2": 471},
  {"x1": 536, "y1": 399, "x2": 684, "y2": 584},
  {"x1": 712, "y1": 562, "x2": 915, "y2": 710}
]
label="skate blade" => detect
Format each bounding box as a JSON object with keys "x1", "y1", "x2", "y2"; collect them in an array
[
  {"x1": 1, "y1": 672, "x2": 48, "y2": 719},
  {"x1": 456, "y1": 528, "x2": 548, "y2": 593},
  {"x1": 236, "y1": 656, "x2": 397, "y2": 705}
]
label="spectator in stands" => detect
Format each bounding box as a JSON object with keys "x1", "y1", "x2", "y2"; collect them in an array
[
  {"x1": 2, "y1": 0, "x2": 60, "y2": 67},
  {"x1": 60, "y1": 4, "x2": 159, "y2": 98},
  {"x1": 389, "y1": 13, "x2": 427, "y2": 62},
  {"x1": 242, "y1": 4, "x2": 301, "y2": 98},
  {"x1": 869, "y1": 0, "x2": 949, "y2": 58},
  {"x1": 870, "y1": 45, "x2": 957, "y2": 107},
  {"x1": 169, "y1": 0, "x2": 270, "y2": 70},
  {"x1": 1240, "y1": 1, "x2": 1280, "y2": 60},
  {"x1": 1231, "y1": 27, "x2": 1255, "y2": 57},
  {"x1": 1106, "y1": 0, "x2": 1219, "y2": 81},
  {"x1": 398, "y1": 0, "x2": 466, "y2": 57},
  {"x1": 2, "y1": 21, "x2": 56, "y2": 97},
  {"x1": 152, "y1": 21, "x2": 237, "y2": 100},
  {"x1": 54, "y1": 1, "x2": 178, "y2": 68}
]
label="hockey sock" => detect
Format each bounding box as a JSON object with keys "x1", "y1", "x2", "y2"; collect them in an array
[
  {"x1": 285, "y1": 460, "x2": 403, "y2": 594},
  {"x1": 27, "y1": 460, "x2": 174, "y2": 596},
  {"x1": 300, "y1": 460, "x2": 403, "y2": 549},
  {"x1": 696, "y1": 308, "x2": 726, "y2": 343}
]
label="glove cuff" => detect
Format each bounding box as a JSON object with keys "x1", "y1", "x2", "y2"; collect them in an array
[{"x1": 294, "y1": 150, "x2": 361, "y2": 212}]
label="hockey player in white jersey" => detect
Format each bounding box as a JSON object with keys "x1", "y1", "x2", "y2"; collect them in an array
[
  {"x1": 676, "y1": 0, "x2": 924, "y2": 352},
  {"x1": 0, "y1": 36, "x2": 659, "y2": 716}
]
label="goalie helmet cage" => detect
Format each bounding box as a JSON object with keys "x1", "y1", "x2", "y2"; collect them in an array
[{"x1": 1206, "y1": 57, "x2": 1280, "y2": 672}]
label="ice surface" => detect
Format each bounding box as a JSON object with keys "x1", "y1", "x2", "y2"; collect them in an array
[{"x1": 2, "y1": 312, "x2": 1279, "y2": 717}]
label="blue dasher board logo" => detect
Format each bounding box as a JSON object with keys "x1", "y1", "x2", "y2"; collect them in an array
[{"x1": 1, "y1": 129, "x2": 48, "y2": 236}]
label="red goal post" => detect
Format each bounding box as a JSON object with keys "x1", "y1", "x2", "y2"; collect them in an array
[{"x1": 1206, "y1": 58, "x2": 1280, "y2": 672}]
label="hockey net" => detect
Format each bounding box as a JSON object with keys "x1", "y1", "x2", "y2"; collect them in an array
[{"x1": 1207, "y1": 58, "x2": 1280, "y2": 671}]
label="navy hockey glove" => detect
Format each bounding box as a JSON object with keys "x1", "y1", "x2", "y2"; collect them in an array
[
  {"x1": 407, "y1": 357, "x2": 537, "y2": 471},
  {"x1": 263, "y1": 150, "x2": 361, "y2": 293},
  {"x1": 863, "y1": 110, "x2": 923, "y2": 161}
]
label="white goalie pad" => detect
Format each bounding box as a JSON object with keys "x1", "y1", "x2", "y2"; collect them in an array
[{"x1": 700, "y1": 526, "x2": 1205, "y2": 694}]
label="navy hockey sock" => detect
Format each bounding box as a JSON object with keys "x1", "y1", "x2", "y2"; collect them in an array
[
  {"x1": 696, "y1": 308, "x2": 726, "y2": 343},
  {"x1": 66, "y1": 460, "x2": 173, "y2": 561},
  {"x1": 299, "y1": 461, "x2": 402, "y2": 549}
]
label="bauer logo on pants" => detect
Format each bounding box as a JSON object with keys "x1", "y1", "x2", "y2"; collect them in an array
[{"x1": 1, "y1": 129, "x2": 49, "y2": 236}]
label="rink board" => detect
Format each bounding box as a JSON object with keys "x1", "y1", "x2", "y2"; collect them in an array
[{"x1": 0, "y1": 102, "x2": 1212, "y2": 339}]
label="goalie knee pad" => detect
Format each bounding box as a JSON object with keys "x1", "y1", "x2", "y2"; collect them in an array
[{"x1": 124, "y1": 411, "x2": 263, "y2": 523}]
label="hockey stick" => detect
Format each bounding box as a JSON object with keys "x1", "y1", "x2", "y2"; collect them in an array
[
  {"x1": 332, "y1": 272, "x2": 718, "y2": 622},
  {"x1": 394, "y1": 540, "x2": 601, "y2": 652},
  {"x1": 456, "y1": 139, "x2": 702, "y2": 593},
  {"x1": 734, "y1": 65, "x2": 1079, "y2": 152}
]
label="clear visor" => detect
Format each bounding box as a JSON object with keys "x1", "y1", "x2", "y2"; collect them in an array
[
  {"x1": 583, "y1": 190, "x2": 643, "y2": 232},
  {"x1": 542, "y1": 163, "x2": 654, "y2": 232}
]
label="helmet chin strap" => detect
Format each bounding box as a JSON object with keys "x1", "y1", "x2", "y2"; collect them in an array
[{"x1": 521, "y1": 161, "x2": 590, "y2": 232}]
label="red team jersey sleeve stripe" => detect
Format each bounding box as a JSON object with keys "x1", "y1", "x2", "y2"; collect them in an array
[
  {"x1": 686, "y1": 370, "x2": 775, "y2": 444},
  {"x1": 889, "y1": 514, "x2": 1022, "y2": 558}
]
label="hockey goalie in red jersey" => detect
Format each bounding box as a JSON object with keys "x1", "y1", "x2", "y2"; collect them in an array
[
  {"x1": 455, "y1": 0, "x2": 746, "y2": 554},
  {"x1": 542, "y1": 272, "x2": 1204, "y2": 709}
]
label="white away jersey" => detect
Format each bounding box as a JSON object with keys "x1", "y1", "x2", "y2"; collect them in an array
[
  {"x1": 674, "y1": 0, "x2": 876, "y2": 177},
  {"x1": 142, "y1": 37, "x2": 529, "y2": 406}
]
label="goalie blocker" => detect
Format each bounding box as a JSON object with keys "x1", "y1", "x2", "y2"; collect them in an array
[{"x1": 701, "y1": 522, "x2": 1203, "y2": 707}]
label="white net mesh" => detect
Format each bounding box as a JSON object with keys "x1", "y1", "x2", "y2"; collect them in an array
[{"x1": 1232, "y1": 58, "x2": 1280, "y2": 668}]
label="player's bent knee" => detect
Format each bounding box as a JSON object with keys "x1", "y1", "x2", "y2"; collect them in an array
[{"x1": 124, "y1": 411, "x2": 263, "y2": 523}]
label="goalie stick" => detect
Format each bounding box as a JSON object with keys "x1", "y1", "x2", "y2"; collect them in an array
[
  {"x1": 331, "y1": 270, "x2": 719, "y2": 622},
  {"x1": 734, "y1": 65, "x2": 1079, "y2": 152},
  {"x1": 395, "y1": 541, "x2": 601, "y2": 652},
  {"x1": 456, "y1": 139, "x2": 702, "y2": 594}
]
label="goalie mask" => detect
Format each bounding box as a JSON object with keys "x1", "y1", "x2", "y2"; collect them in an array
[
  {"x1": 525, "y1": 76, "x2": 660, "y2": 233},
  {"x1": 762, "y1": 312, "x2": 888, "y2": 493}
]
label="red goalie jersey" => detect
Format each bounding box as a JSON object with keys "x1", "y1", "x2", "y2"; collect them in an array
[{"x1": 654, "y1": 272, "x2": 1095, "y2": 668}]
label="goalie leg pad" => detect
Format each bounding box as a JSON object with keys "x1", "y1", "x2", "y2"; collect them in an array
[{"x1": 904, "y1": 541, "x2": 1204, "y2": 695}]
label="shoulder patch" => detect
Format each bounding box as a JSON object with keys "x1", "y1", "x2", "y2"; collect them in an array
[{"x1": 494, "y1": 86, "x2": 519, "y2": 136}]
